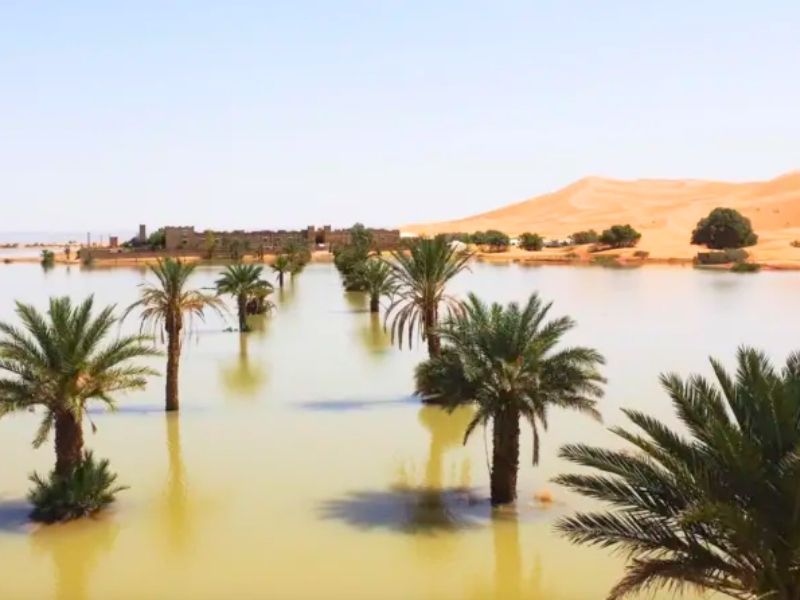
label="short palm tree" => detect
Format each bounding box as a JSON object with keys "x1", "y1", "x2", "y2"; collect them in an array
[
  {"x1": 415, "y1": 293, "x2": 605, "y2": 505},
  {"x1": 555, "y1": 347, "x2": 800, "y2": 600},
  {"x1": 126, "y1": 258, "x2": 224, "y2": 411},
  {"x1": 271, "y1": 254, "x2": 291, "y2": 288},
  {"x1": 385, "y1": 237, "x2": 471, "y2": 357},
  {"x1": 358, "y1": 258, "x2": 395, "y2": 313},
  {"x1": 215, "y1": 264, "x2": 273, "y2": 332},
  {"x1": 0, "y1": 296, "x2": 157, "y2": 478}
]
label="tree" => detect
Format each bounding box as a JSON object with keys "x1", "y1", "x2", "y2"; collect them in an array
[
  {"x1": 555, "y1": 347, "x2": 800, "y2": 600},
  {"x1": 126, "y1": 259, "x2": 225, "y2": 411},
  {"x1": 0, "y1": 296, "x2": 157, "y2": 520},
  {"x1": 204, "y1": 232, "x2": 217, "y2": 259},
  {"x1": 64, "y1": 245, "x2": 72, "y2": 260},
  {"x1": 282, "y1": 239, "x2": 311, "y2": 277},
  {"x1": 40, "y1": 249, "x2": 55, "y2": 268},
  {"x1": 385, "y1": 237, "x2": 471, "y2": 357},
  {"x1": 571, "y1": 230, "x2": 600, "y2": 245},
  {"x1": 215, "y1": 264, "x2": 273, "y2": 332},
  {"x1": 518, "y1": 232, "x2": 544, "y2": 251},
  {"x1": 271, "y1": 254, "x2": 291, "y2": 288},
  {"x1": 415, "y1": 293, "x2": 605, "y2": 505},
  {"x1": 481, "y1": 230, "x2": 511, "y2": 252},
  {"x1": 357, "y1": 258, "x2": 395, "y2": 313},
  {"x1": 691, "y1": 207, "x2": 758, "y2": 249},
  {"x1": 333, "y1": 223, "x2": 375, "y2": 291},
  {"x1": 147, "y1": 228, "x2": 166, "y2": 250},
  {"x1": 599, "y1": 224, "x2": 641, "y2": 248}
]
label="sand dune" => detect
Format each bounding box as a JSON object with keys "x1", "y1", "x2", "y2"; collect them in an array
[{"x1": 403, "y1": 171, "x2": 800, "y2": 264}]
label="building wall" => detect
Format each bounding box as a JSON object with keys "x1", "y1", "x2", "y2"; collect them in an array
[{"x1": 163, "y1": 225, "x2": 400, "y2": 253}]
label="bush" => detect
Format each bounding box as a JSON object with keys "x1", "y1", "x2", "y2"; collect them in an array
[
  {"x1": 518, "y1": 232, "x2": 544, "y2": 251},
  {"x1": 571, "y1": 230, "x2": 599, "y2": 245},
  {"x1": 591, "y1": 255, "x2": 620, "y2": 267},
  {"x1": 471, "y1": 230, "x2": 509, "y2": 252},
  {"x1": 40, "y1": 250, "x2": 55, "y2": 268},
  {"x1": 633, "y1": 250, "x2": 650, "y2": 259},
  {"x1": 28, "y1": 452, "x2": 126, "y2": 523},
  {"x1": 691, "y1": 207, "x2": 758, "y2": 249},
  {"x1": 695, "y1": 248, "x2": 749, "y2": 265},
  {"x1": 599, "y1": 224, "x2": 641, "y2": 248},
  {"x1": 791, "y1": 240, "x2": 800, "y2": 248},
  {"x1": 731, "y1": 262, "x2": 761, "y2": 273}
]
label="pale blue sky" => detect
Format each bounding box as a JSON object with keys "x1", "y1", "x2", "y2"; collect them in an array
[{"x1": 1, "y1": 1, "x2": 798, "y2": 233}]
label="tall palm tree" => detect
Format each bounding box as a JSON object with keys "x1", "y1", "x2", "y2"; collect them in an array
[
  {"x1": 126, "y1": 258, "x2": 224, "y2": 412},
  {"x1": 0, "y1": 296, "x2": 158, "y2": 477},
  {"x1": 385, "y1": 237, "x2": 471, "y2": 357},
  {"x1": 358, "y1": 258, "x2": 395, "y2": 313},
  {"x1": 271, "y1": 254, "x2": 291, "y2": 288},
  {"x1": 555, "y1": 347, "x2": 800, "y2": 600},
  {"x1": 215, "y1": 264, "x2": 273, "y2": 332},
  {"x1": 415, "y1": 293, "x2": 605, "y2": 505}
]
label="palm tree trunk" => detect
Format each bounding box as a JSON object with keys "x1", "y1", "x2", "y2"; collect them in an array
[
  {"x1": 165, "y1": 321, "x2": 181, "y2": 412},
  {"x1": 370, "y1": 294, "x2": 380, "y2": 313},
  {"x1": 491, "y1": 408, "x2": 520, "y2": 505},
  {"x1": 278, "y1": 272, "x2": 284, "y2": 288},
  {"x1": 424, "y1": 304, "x2": 440, "y2": 357},
  {"x1": 54, "y1": 410, "x2": 83, "y2": 477},
  {"x1": 237, "y1": 294, "x2": 248, "y2": 332}
]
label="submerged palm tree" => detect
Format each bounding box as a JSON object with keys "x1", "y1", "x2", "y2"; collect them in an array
[
  {"x1": 126, "y1": 258, "x2": 224, "y2": 412},
  {"x1": 215, "y1": 264, "x2": 273, "y2": 332},
  {"x1": 358, "y1": 258, "x2": 395, "y2": 313},
  {"x1": 0, "y1": 296, "x2": 158, "y2": 477},
  {"x1": 385, "y1": 237, "x2": 471, "y2": 357},
  {"x1": 415, "y1": 293, "x2": 605, "y2": 505},
  {"x1": 271, "y1": 254, "x2": 291, "y2": 288},
  {"x1": 555, "y1": 347, "x2": 800, "y2": 600}
]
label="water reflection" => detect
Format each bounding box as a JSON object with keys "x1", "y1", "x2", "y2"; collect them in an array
[
  {"x1": 318, "y1": 405, "x2": 482, "y2": 533},
  {"x1": 32, "y1": 518, "x2": 118, "y2": 600},
  {"x1": 163, "y1": 414, "x2": 189, "y2": 553},
  {"x1": 357, "y1": 312, "x2": 391, "y2": 356},
  {"x1": 220, "y1": 333, "x2": 268, "y2": 399},
  {"x1": 343, "y1": 291, "x2": 368, "y2": 312}
]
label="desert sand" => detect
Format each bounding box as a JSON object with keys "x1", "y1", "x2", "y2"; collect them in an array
[{"x1": 404, "y1": 171, "x2": 800, "y2": 267}]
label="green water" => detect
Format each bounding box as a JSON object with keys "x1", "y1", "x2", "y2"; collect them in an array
[{"x1": 1, "y1": 261, "x2": 797, "y2": 599}]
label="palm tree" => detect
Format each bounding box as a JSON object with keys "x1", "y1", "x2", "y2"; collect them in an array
[
  {"x1": 0, "y1": 296, "x2": 158, "y2": 477},
  {"x1": 271, "y1": 254, "x2": 291, "y2": 288},
  {"x1": 385, "y1": 237, "x2": 471, "y2": 357},
  {"x1": 126, "y1": 258, "x2": 224, "y2": 412},
  {"x1": 555, "y1": 347, "x2": 800, "y2": 600},
  {"x1": 358, "y1": 258, "x2": 395, "y2": 313},
  {"x1": 215, "y1": 264, "x2": 273, "y2": 332},
  {"x1": 415, "y1": 293, "x2": 605, "y2": 505}
]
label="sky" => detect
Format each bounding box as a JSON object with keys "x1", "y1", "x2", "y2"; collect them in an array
[{"x1": 1, "y1": 1, "x2": 798, "y2": 233}]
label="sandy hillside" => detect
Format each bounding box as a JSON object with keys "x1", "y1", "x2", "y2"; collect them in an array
[{"x1": 404, "y1": 171, "x2": 800, "y2": 263}]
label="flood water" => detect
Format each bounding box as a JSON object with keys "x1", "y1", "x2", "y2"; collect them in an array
[{"x1": 0, "y1": 261, "x2": 798, "y2": 600}]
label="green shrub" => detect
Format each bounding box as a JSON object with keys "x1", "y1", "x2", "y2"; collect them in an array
[
  {"x1": 28, "y1": 452, "x2": 126, "y2": 523},
  {"x1": 695, "y1": 248, "x2": 749, "y2": 265},
  {"x1": 471, "y1": 230, "x2": 509, "y2": 252},
  {"x1": 518, "y1": 232, "x2": 544, "y2": 251},
  {"x1": 40, "y1": 249, "x2": 55, "y2": 268},
  {"x1": 599, "y1": 224, "x2": 641, "y2": 248},
  {"x1": 571, "y1": 230, "x2": 600, "y2": 244},
  {"x1": 691, "y1": 207, "x2": 758, "y2": 249},
  {"x1": 731, "y1": 262, "x2": 761, "y2": 273},
  {"x1": 591, "y1": 255, "x2": 620, "y2": 267}
]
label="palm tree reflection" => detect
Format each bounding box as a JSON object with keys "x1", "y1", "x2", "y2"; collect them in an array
[
  {"x1": 220, "y1": 333, "x2": 267, "y2": 399},
  {"x1": 358, "y1": 312, "x2": 391, "y2": 356},
  {"x1": 32, "y1": 517, "x2": 118, "y2": 600},
  {"x1": 164, "y1": 413, "x2": 190, "y2": 553}
]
